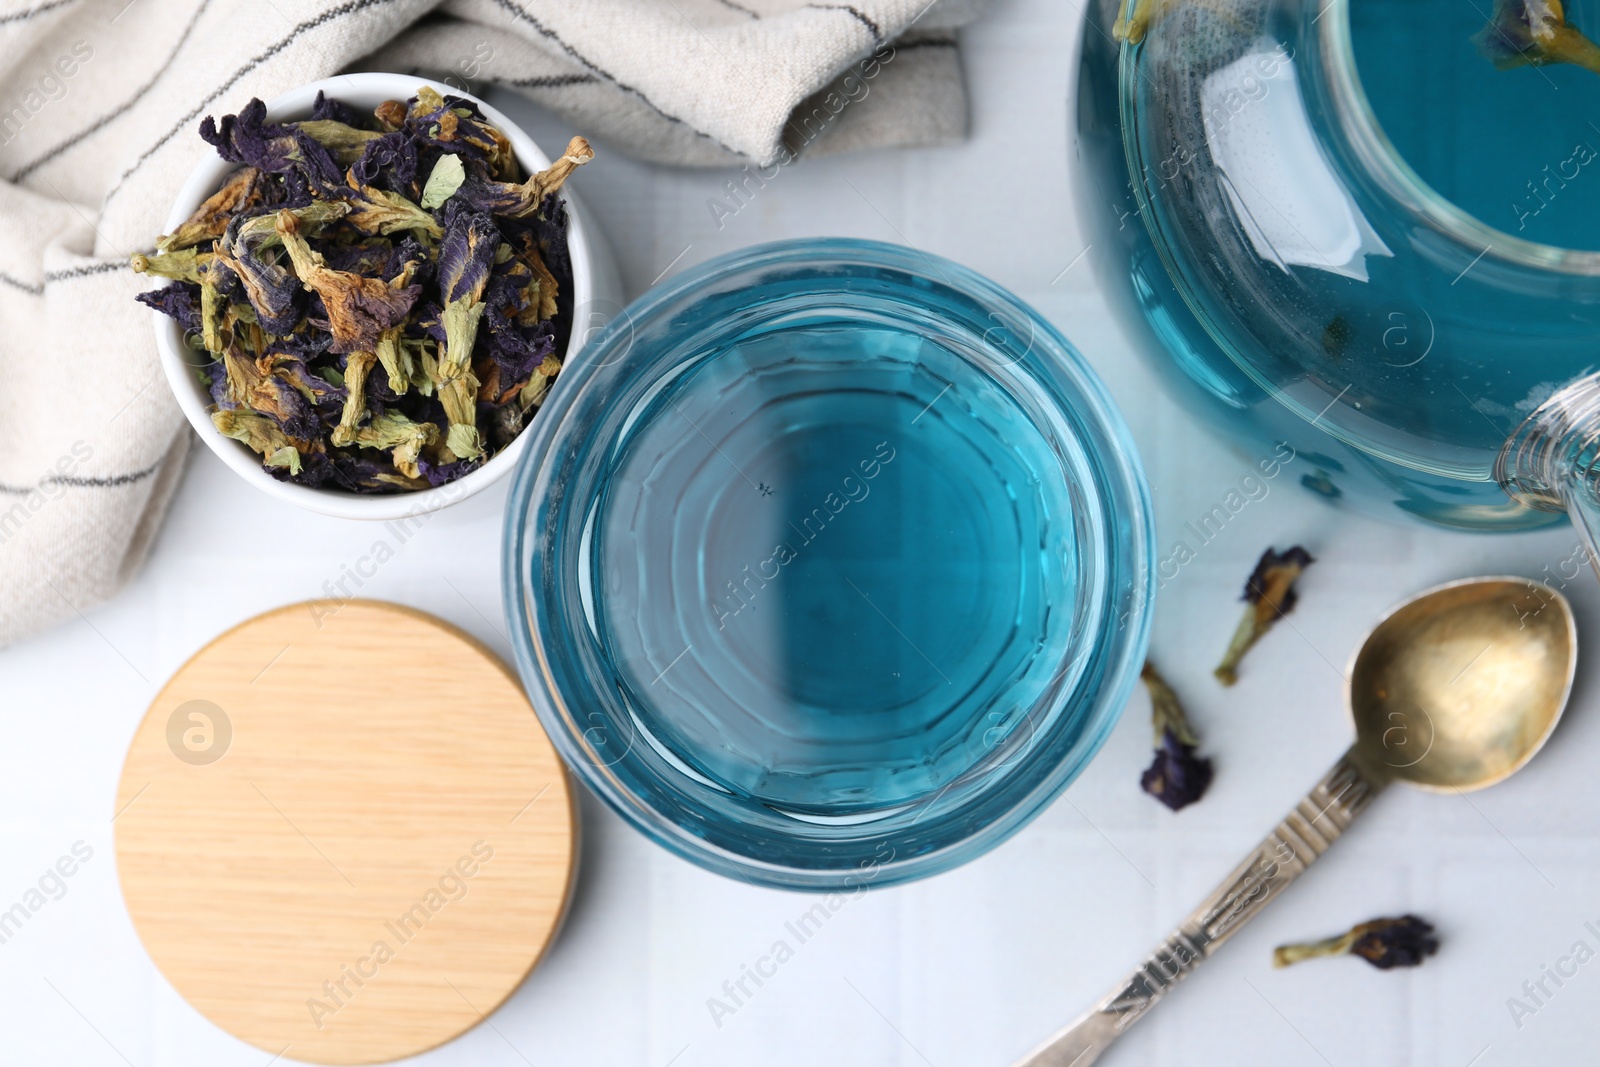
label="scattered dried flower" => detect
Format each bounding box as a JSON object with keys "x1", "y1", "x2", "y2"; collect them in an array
[
  {"x1": 1139, "y1": 662, "x2": 1214, "y2": 811},
  {"x1": 1214, "y1": 546, "x2": 1314, "y2": 686},
  {"x1": 1273, "y1": 915, "x2": 1439, "y2": 970}
]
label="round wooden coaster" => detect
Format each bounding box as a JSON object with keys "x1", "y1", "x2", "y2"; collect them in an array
[{"x1": 115, "y1": 600, "x2": 577, "y2": 1065}]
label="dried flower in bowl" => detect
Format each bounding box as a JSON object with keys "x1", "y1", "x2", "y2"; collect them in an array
[
  {"x1": 132, "y1": 88, "x2": 592, "y2": 494},
  {"x1": 1139, "y1": 662, "x2": 1213, "y2": 811},
  {"x1": 1214, "y1": 546, "x2": 1314, "y2": 687},
  {"x1": 1274, "y1": 915, "x2": 1439, "y2": 970}
]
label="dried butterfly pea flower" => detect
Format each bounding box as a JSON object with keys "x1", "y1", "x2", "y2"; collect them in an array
[
  {"x1": 1214, "y1": 546, "x2": 1314, "y2": 686},
  {"x1": 383, "y1": 236, "x2": 433, "y2": 284},
  {"x1": 1475, "y1": 0, "x2": 1600, "y2": 75},
  {"x1": 309, "y1": 90, "x2": 363, "y2": 127},
  {"x1": 374, "y1": 99, "x2": 408, "y2": 131},
  {"x1": 406, "y1": 86, "x2": 515, "y2": 178},
  {"x1": 495, "y1": 229, "x2": 561, "y2": 326},
  {"x1": 332, "y1": 350, "x2": 378, "y2": 446},
  {"x1": 158, "y1": 166, "x2": 268, "y2": 253},
  {"x1": 351, "y1": 131, "x2": 421, "y2": 191},
  {"x1": 264, "y1": 349, "x2": 346, "y2": 417},
  {"x1": 324, "y1": 241, "x2": 398, "y2": 277},
  {"x1": 135, "y1": 281, "x2": 203, "y2": 336},
  {"x1": 322, "y1": 451, "x2": 428, "y2": 493},
  {"x1": 197, "y1": 259, "x2": 232, "y2": 357},
  {"x1": 1138, "y1": 662, "x2": 1213, "y2": 811},
  {"x1": 1274, "y1": 916, "x2": 1439, "y2": 970},
  {"x1": 296, "y1": 119, "x2": 386, "y2": 167},
  {"x1": 526, "y1": 249, "x2": 560, "y2": 323},
  {"x1": 276, "y1": 209, "x2": 422, "y2": 354},
  {"x1": 348, "y1": 411, "x2": 439, "y2": 479},
  {"x1": 434, "y1": 202, "x2": 499, "y2": 460},
  {"x1": 370, "y1": 330, "x2": 408, "y2": 396},
  {"x1": 132, "y1": 89, "x2": 585, "y2": 494},
  {"x1": 459, "y1": 136, "x2": 593, "y2": 218},
  {"x1": 483, "y1": 311, "x2": 557, "y2": 388},
  {"x1": 212, "y1": 407, "x2": 315, "y2": 474},
  {"x1": 483, "y1": 255, "x2": 546, "y2": 367},
  {"x1": 211, "y1": 319, "x2": 319, "y2": 441},
  {"x1": 338, "y1": 185, "x2": 443, "y2": 239},
  {"x1": 200, "y1": 99, "x2": 341, "y2": 191},
  {"x1": 213, "y1": 243, "x2": 298, "y2": 338},
  {"x1": 130, "y1": 247, "x2": 213, "y2": 283},
  {"x1": 214, "y1": 201, "x2": 351, "y2": 335}
]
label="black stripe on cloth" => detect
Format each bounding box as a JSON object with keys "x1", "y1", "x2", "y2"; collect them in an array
[
  {"x1": 486, "y1": 0, "x2": 747, "y2": 158},
  {"x1": 0, "y1": 0, "x2": 76, "y2": 28},
  {"x1": 504, "y1": 73, "x2": 598, "y2": 89},
  {"x1": 0, "y1": 459, "x2": 161, "y2": 496},
  {"x1": 102, "y1": 0, "x2": 404, "y2": 209},
  {"x1": 708, "y1": 0, "x2": 759, "y2": 17},
  {"x1": 43, "y1": 260, "x2": 124, "y2": 282},
  {"x1": 805, "y1": 3, "x2": 881, "y2": 43},
  {"x1": 891, "y1": 37, "x2": 957, "y2": 52},
  {"x1": 52, "y1": 461, "x2": 163, "y2": 487},
  {"x1": 0, "y1": 271, "x2": 43, "y2": 295},
  {"x1": 0, "y1": 260, "x2": 125, "y2": 294},
  {"x1": 11, "y1": 0, "x2": 213, "y2": 182}
]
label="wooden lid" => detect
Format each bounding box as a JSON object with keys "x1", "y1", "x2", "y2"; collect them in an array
[{"x1": 115, "y1": 600, "x2": 577, "y2": 1065}]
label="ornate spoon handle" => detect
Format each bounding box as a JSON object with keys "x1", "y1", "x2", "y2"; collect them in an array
[{"x1": 1010, "y1": 748, "x2": 1386, "y2": 1067}]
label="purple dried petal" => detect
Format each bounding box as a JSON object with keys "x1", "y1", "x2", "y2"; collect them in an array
[
  {"x1": 1242, "y1": 545, "x2": 1315, "y2": 607},
  {"x1": 351, "y1": 131, "x2": 420, "y2": 190},
  {"x1": 135, "y1": 282, "x2": 203, "y2": 335},
  {"x1": 271, "y1": 448, "x2": 335, "y2": 488},
  {"x1": 415, "y1": 453, "x2": 483, "y2": 487},
  {"x1": 207, "y1": 365, "x2": 235, "y2": 411},
  {"x1": 1140, "y1": 728, "x2": 1214, "y2": 812},
  {"x1": 405, "y1": 94, "x2": 507, "y2": 172},
  {"x1": 383, "y1": 235, "x2": 432, "y2": 285},
  {"x1": 485, "y1": 321, "x2": 556, "y2": 382},
  {"x1": 267, "y1": 350, "x2": 347, "y2": 418},
  {"x1": 215, "y1": 245, "x2": 303, "y2": 335},
  {"x1": 411, "y1": 302, "x2": 446, "y2": 343},
  {"x1": 437, "y1": 201, "x2": 498, "y2": 305},
  {"x1": 323, "y1": 242, "x2": 394, "y2": 276},
  {"x1": 1350, "y1": 916, "x2": 1440, "y2": 969},
  {"x1": 264, "y1": 329, "x2": 332, "y2": 361},
  {"x1": 200, "y1": 99, "x2": 341, "y2": 189},
  {"x1": 366, "y1": 359, "x2": 402, "y2": 405},
  {"x1": 310, "y1": 90, "x2": 365, "y2": 128}
]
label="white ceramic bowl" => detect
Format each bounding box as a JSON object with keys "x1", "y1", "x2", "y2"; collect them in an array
[{"x1": 151, "y1": 73, "x2": 620, "y2": 520}]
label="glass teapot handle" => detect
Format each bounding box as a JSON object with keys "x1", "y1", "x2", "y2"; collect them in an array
[{"x1": 1499, "y1": 372, "x2": 1600, "y2": 584}]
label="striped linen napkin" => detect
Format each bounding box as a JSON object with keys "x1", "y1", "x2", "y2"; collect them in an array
[{"x1": 0, "y1": 0, "x2": 987, "y2": 647}]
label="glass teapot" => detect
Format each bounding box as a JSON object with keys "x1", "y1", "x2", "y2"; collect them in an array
[{"x1": 1075, "y1": 0, "x2": 1600, "y2": 553}]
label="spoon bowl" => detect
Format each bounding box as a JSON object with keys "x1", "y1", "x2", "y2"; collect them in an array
[{"x1": 1349, "y1": 577, "x2": 1576, "y2": 792}]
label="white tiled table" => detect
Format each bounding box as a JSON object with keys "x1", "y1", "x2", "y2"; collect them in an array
[{"x1": 4, "y1": 1, "x2": 1598, "y2": 1063}]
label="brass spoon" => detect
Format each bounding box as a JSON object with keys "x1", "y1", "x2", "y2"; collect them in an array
[{"x1": 1013, "y1": 576, "x2": 1576, "y2": 1067}]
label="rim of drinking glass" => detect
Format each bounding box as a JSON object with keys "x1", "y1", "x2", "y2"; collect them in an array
[{"x1": 501, "y1": 237, "x2": 1155, "y2": 889}]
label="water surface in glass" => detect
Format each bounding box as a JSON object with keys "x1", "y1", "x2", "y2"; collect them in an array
[{"x1": 592, "y1": 323, "x2": 1077, "y2": 812}]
